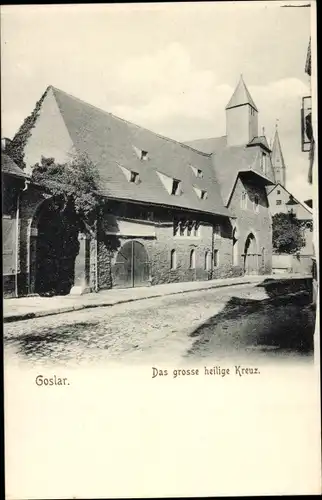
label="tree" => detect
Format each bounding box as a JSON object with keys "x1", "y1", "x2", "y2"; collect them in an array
[
  {"x1": 30, "y1": 153, "x2": 105, "y2": 295},
  {"x1": 31, "y1": 153, "x2": 105, "y2": 234},
  {"x1": 272, "y1": 212, "x2": 305, "y2": 254}
]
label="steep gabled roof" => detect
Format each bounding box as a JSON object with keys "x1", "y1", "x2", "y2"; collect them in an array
[
  {"x1": 184, "y1": 136, "x2": 227, "y2": 154},
  {"x1": 211, "y1": 145, "x2": 274, "y2": 205},
  {"x1": 1, "y1": 154, "x2": 30, "y2": 179},
  {"x1": 20, "y1": 86, "x2": 231, "y2": 218},
  {"x1": 225, "y1": 75, "x2": 258, "y2": 111},
  {"x1": 267, "y1": 183, "x2": 313, "y2": 219},
  {"x1": 185, "y1": 134, "x2": 275, "y2": 206}
]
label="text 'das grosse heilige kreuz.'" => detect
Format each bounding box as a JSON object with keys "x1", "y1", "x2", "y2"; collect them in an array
[{"x1": 152, "y1": 366, "x2": 261, "y2": 378}]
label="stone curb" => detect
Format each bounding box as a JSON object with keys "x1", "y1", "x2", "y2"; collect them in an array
[
  {"x1": 4, "y1": 279, "x2": 256, "y2": 323},
  {"x1": 4, "y1": 276, "x2": 311, "y2": 324}
]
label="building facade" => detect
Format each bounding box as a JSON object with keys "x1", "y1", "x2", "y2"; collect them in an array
[
  {"x1": 186, "y1": 75, "x2": 275, "y2": 276},
  {"x1": 3, "y1": 78, "x2": 274, "y2": 297}
]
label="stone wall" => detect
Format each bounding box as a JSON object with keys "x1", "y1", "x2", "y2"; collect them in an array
[{"x1": 96, "y1": 210, "x2": 235, "y2": 289}]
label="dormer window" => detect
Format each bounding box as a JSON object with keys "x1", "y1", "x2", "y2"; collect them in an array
[
  {"x1": 193, "y1": 186, "x2": 208, "y2": 200},
  {"x1": 132, "y1": 145, "x2": 149, "y2": 161},
  {"x1": 171, "y1": 178, "x2": 181, "y2": 195},
  {"x1": 118, "y1": 164, "x2": 140, "y2": 184},
  {"x1": 157, "y1": 171, "x2": 182, "y2": 196},
  {"x1": 190, "y1": 165, "x2": 203, "y2": 178},
  {"x1": 130, "y1": 171, "x2": 139, "y2": 183}
]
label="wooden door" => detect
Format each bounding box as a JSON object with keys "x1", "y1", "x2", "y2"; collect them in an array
[{"x1": 113, "y1": 240, "x2": 150, "y2": 288}]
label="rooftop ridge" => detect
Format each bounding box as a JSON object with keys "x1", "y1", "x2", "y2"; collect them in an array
[{"x1": 49, "y1": 85, "x2": 212, "y2": 158}]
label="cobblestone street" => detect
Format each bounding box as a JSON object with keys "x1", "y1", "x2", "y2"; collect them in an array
[{"x1": 3, "y1": 283, "x2": 315, "y2": 367}]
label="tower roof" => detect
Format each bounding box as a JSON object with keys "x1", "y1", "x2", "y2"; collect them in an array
[
  {"x1": 271, "y1": 127, "x2": 286, "y2": 170},
  {"x1": 225, "y1": 75, "x2": 258, "y2": 111}
]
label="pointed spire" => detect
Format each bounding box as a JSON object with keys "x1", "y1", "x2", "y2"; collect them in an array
[
  {"x1": 271, "y1": 125, "x2": 286, "y2": 186},
  {"x1": 225, "y1": 75, "x2": 258, "y2": 111}
]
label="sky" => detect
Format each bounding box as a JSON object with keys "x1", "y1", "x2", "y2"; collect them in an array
[{"x1": 1, "y1": 2, "x2": 313, "y2": 202}]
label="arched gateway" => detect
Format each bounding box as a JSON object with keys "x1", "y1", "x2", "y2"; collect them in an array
[
  {"x1": 243, "y1": 232, "x2": 259, "y2": 275},
  {"x1": 30, "y1": 200, "x2": 80, "y2": 296},
  {"x1": 113, "y1": 240, "x2": 150, "y2": 288}
]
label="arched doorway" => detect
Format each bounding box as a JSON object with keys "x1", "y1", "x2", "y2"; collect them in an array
[
  {"x1": 32, "y1": 200, "x2": 80, "y2": 296},
  {"x1": 113, "y1": 240, "x2": 150, "y2": 288},
  {"x1": 243, "y1": 233, "x2": 258, "y2": 275}
]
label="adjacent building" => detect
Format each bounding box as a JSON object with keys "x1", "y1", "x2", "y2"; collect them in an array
[{"x1": 186, "y1": 75, "x2": 275, "y2": 276}]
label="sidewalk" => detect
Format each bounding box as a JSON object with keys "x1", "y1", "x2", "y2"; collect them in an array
[{"x1": 3, "y1": 274, "x2": 311, "y2": 323}]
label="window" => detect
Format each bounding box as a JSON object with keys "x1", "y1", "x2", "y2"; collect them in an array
[
  {"x1": 189, "y1": 249, "x2": 196, "y2": 269},
  {"x1": 204, "y1": 251, "x2": 212, "y2": 271},
  {"x1": 213, "y1": 249, "x2": 219, "y2": 267},
  {"x1": 171, "y1": 179, "x2": 181, "y2": 196},
  {"x1": 173, "y1": 220, "x2": 179, "y2": 236},
  {"x1": 157, "y1": 171, "x2": 182, "y2": 196},
  {"x1": 214, "y1": 224, "x2": 221, "y2": 239},
  {"x1": 130, "y1": 171, "x2": 139, "y2": 183},
  {"x1": 170, "y1": 249, "x2": 177, "y2": 270},
  {"x1": 241, "y1": 191, "x2": 247, "y2": 209},
  {"x1": 190, "y1": 165, "x2": 203, "y2": 178},
  {"x1": 277, "y1": 190, "x2": 281, "y2": 195},
  {"x1": 193, "y1": 186, "x2": 207, "y2": 199},
  {"x1": 118, "y1": 164, "x2": 140, "y2": 184},
  {"x1": 261, "y1": 153, "x2": 267, "y2": 175},
  {"x1": 132, "y1": 145, "x2": 149, "y2": 161},
  {"x1": 276, "y1": 200, "x2": 282, "y2": 205},
  {"x1": 179, "y1": 221, "x2": 186, "y2": 237},
  {"x1": 194, "y1": 222, "x2": 200, "y2": 237},
  {"x1": 253, "y1": 194, "x2": 259, "y2": 213}
]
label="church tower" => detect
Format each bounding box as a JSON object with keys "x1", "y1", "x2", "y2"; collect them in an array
[
  {"x1": 226, "y1": 75, "x2": 258, "y2": 147},
  {"x1": 271, "y1": 125, "x2": 286, "y2": 186}
]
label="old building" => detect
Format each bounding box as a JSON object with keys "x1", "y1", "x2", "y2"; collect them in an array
[
  {"x1": 4, "y1": 86, "x2": 237, "y2": 296},
  {"x1": 186, "y1": 75, "x2": 275, "y2": 275},
  {"x1": 4, "y1": 78, "x2": 275, "y2": 297},
  {"x1": 2, "y1": 147, "x2": 31, "y2": 297},
  {"x1": 266, "y1": 123, "x2": 313, "y2": 274}
]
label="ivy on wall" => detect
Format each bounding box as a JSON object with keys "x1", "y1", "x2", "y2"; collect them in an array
[{"x1": 6, "y1": 87, "x2": 50, "y2": 170}]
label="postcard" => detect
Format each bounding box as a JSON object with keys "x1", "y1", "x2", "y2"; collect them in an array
[{"x1": 2, "y1": 1, "x2": 320, "y2": 498}]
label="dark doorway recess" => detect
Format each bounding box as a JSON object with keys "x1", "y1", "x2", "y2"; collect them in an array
[{"x1": 35, "y1": 203, "x2": 79, "y2": 296}]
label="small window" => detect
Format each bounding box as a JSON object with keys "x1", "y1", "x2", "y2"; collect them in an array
[
  {"x1": 172, "y1": 179, "x2": 181, "y2": 196},
  {"x1": 179, "y1": 221, "x2": 186, "y2": 237},
  {"x1": 173, "y1": 220, "x2": 179, "y2": 236},
  {"x1": 214, "y1": 224, "x2": 221, "y2": 239},
  {"x1": 190, "y1": 165, "x2": 203, "y2": 178},
  {"x1": 213, "y1": 249, "x2": 219, "y2": 267},
  {"x1": 193, "y1": 186, "x2": 207, "y2": 199},
  {"x1": 194, "y1": 222, "x2": 200, "y2": 237},
  {"x1": 276, "y1": 200, "x2": 282, "y2": 205},
  {"x1": 204, "y1": 251, "x2": 212, "y2": 271},
  {"x1": 187, "y1": 221, "x2": 193, "y2": 237},
  {"x1": 130, "y1": 171, "x2": 139, "y2": 183},
  {"x1": 189, "y1": 249, "x2": 196, "y2": 269},
  {"x1": 141, "y1": 150, "x2": 148, "y2": 160},
  {"x1": 254, "y1": 194, "x2": 259, "y2": 213},
  {"x1": 277, "y1": 190, "x2": 281, "y2": 195},
  {"x1": 261, "y1": 153, "x2": 267, "y2": 175},
  {"x1": 241, "y1": 191, "x2": 247, "y2": 209},
  {"x1": 170, "y1": 249, "x2": 177, "y2": 270}
]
